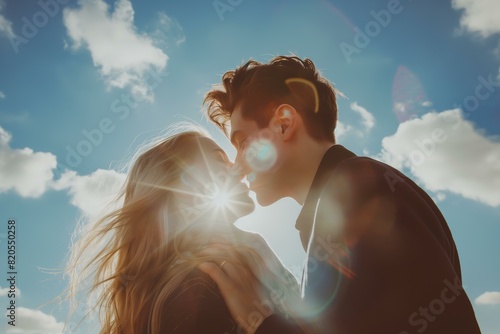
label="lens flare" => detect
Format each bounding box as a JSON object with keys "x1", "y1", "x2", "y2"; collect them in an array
[
  {"x1": 247, "y1": 172, "x2": 257, "y2": 183},
  {"x1": 245, "y1": 138, "x2": 277, "y2": 172},
  {"x1": 392, "y1": 65, "x2": 430, "y2": 123}
]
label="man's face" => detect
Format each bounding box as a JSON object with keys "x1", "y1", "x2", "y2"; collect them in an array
[{"x1": 230, "y1": 103, "x2": 288, "y2": 206}]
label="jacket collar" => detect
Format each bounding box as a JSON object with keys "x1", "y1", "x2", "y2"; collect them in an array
[{"x1": 295, "y1": 144, "x2": 356, "y2": 249}]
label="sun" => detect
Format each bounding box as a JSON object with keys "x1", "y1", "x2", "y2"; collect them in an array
[{"x1": 210, "y1": 185, "x2": 232, "y2": 210}]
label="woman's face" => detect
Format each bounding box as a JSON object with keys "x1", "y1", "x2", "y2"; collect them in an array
[{"x1": 175, "y1": 137, "x2": 255, "y2": 224}]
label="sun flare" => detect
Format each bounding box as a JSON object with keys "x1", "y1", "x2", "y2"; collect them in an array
[{"x1": 210, "y1": 186, "x2": 232, "y2": 210}]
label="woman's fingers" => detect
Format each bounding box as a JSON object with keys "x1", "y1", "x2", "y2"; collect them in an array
[
  {"x1": 198, "y1": 261, "x2": 246, "y2": 297},
  {"x1": 218, "y1": 261, "x2": 243, "y2": 279},
  {"x1": 198, "y1": 262, "x2": 231, "y2": 287}
]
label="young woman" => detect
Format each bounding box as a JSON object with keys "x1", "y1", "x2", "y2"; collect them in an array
[{"x1": 64, "y1": 124, "x2": 300, "y2": 334}]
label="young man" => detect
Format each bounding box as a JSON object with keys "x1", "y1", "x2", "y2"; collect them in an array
[{"x1": 200, "y1": 56, "x2": 481, "y2": 333}]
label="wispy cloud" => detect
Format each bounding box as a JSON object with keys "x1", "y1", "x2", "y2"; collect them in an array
[
  {"x1": 0, "y1": 126, "x2": 57, "y2": 198},
  {"x1": 377, "y1": 109, "x2": 500, "y2": 207},
  {"x1": 0, "y1": 0, "x2": 14, "y2": 39},
  {"x1": 0, "y1": 90, "x2": 6, "y2": 99},
  {"x1": 335, "y1": 120, "x2": 353, "y2": 139},
  {"x1": 152, "y1": 12, "x2": 186, "y2": 48},
  {"x1": 336, "y1": 102, "x2": 375, "y2": 139},
  {"x1": 350, "y1": 102, "x2": 375, "y2": 132},
  {"x1": 63, "y1": 0, "x2": 169, "y2": 103},
  {"x1": 476, "y1": 291, "x2": 500, "y2": 305},
  {"x1": 452, "y1": 0, "x2": 500, "y2": 38}
]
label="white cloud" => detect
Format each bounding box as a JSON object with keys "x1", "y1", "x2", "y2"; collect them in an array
[
  {"x1": 377, "y1": 109, "x2": 500, "y2": 207},
  {"x1": 431, "y1": 192, "x2": 447, "y2": 204},
  {"x1": 0, "y1": 0, "x2": 14, "y2": 39},
  {"x1": 350, "y1": 102, "x2": 375, "y2": 132},
  {"x1": 393, "y1": 102, "x2": 407, "y2": 117},
  {"x1": 4, "y1": 307, "x2": 64, "y2": 334},
  {"x1": 452, "y1": 0, "x2": 500, "y2": 38},
  {"x1": 52, "y1": 168, "x2": 125, "y2": 218},
  {"x1": 0, "y1": 285, "x2": 20, "y2": 297},
  {"x1": 336, "y1": 102, "x2": 375, "y2": 139},
  {"x1": 0, "y1": 125, "x2": 127, "y2": 217},
  {"x1": 476, "y1": 291, "x2": 500, "y2": 305},
  {"x1": 0, "y1": 90, "x2": 5, "y2": 99},
  {"x1": 0, "y1": 126, "x2": 57, "y2": 198},
  {"x1": 63, "y1": 0, "x2": 169, "y2": 102},
  {"x1": 436, "y1": 192, "x2": 446, "y2": 201},
  {"x1": 335, "y1": 120, "x2": 352, "y2": 139},
  {"x1": 0, "y1": 126, "x2": 127, "y2": 218}
]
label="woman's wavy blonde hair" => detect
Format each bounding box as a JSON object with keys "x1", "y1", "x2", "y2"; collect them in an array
[{"x1": 63, "y1": 123, "x2": 300, "y2": 334}]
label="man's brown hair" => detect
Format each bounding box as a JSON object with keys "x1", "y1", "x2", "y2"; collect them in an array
[{"x1": 204, "y1": 55, "x2": 339, "y2": 142}]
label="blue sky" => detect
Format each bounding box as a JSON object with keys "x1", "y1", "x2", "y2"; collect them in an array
[{"x1": 0, "y1": 0, "x2": 499, "y2": 332}]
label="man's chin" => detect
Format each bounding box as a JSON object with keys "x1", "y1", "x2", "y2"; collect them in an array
[{"x1": 254, "y1": 191, "x2": 280, "y2": 207}]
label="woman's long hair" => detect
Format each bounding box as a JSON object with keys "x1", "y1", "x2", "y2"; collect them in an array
[{"x1": 64, "y1": 124, "x2": 300, "y2": 334}]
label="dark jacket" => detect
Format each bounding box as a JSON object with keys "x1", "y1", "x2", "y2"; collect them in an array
[{"x1": 257, "y1": 145, "x2": 481, "y2": 334}]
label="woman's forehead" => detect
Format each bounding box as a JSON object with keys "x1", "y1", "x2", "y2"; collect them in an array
[{"x1": 187, "y1": 137, "x2": 229, "y2": 164}]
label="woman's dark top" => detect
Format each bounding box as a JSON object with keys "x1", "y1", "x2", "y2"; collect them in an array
[{"x1": 158, "y1": 268, "x2": 238, "y2": 334}]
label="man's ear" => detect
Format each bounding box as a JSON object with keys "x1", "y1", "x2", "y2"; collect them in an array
[{"x1": 271, "y1": 104, "x2": 299, "y2": 141}]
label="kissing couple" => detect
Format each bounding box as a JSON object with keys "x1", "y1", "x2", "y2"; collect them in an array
[{"x1": 65, "y1": 56, "x2": 481, "y2": 333}]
